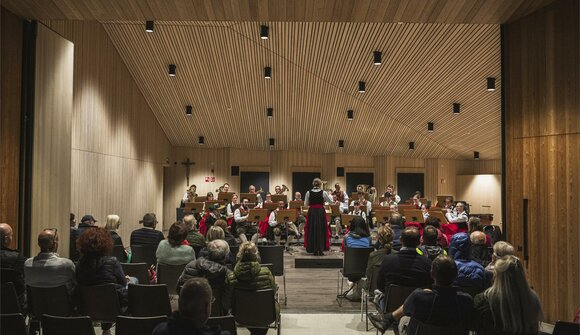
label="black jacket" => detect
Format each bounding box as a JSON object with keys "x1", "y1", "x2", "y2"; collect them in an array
[
  {"x1": 0, "y1": 246, "x2": 26, "y2": 296},
  {"x1": 153, "y1": 312, "x2": 229, "y2": 335},
  {"x1": 377, "y1": 248, "x2": 432, "y2": 292},
  {"x1": 76, "y1": 256, "x2": 128, "y2": 306}
]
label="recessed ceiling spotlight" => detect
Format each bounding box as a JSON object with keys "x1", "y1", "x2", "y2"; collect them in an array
[
  {"x1": 264, "y1": 66, "x2": 272, "y2": 79},
  {"x1": 260, "y1": 25, "x2": 269, "y2": 40},
  {"x1": 373, "y1": 51, "x2": 382, "y2": 65},
  {"x1": 486, "y1": 77, "x2": 496, "y2": 91},
  {"x1": 145, "y1": 21, "x2": 154, "y2": 32},
  {"x1": 358, "y1": 81, "x2": 366, "y2": 93},
  {"x1": 168, "y1": 64, "x2": 176, "y2": 77}
]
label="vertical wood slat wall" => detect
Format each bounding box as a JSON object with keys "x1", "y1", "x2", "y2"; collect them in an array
[
  {"x1": 43, "y1": 21, "x2": 171, "y2": 249},
  {"x1": 0, "y1": 8, "x2": 23, "y2": 249},
  {"x1": 504, "y1": 0, "x2": 580, "y2": 322},
  {"x1": 30, "y1": 23, "x2": 74, "y2": 256}
]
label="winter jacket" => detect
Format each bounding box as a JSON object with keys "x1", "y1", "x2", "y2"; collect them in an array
[
  {"x1": 75, "y1": 255, "x2": 128, "y2": 306},
  {"x1": 471, "y1": 244, "x2": 492, "y2": 268},
  {"x1": 423, "y1": 245, "x2": 447, "y2": 261},
  {"x1": 344, "y1": 234, "x2": 372, "y2": 249},
  {"x1": 223, "y1": 261, "x2": 275, "y2": 311},
  {"x1": 449, "y1": 233, "x2": 489, "y2": 291},
  {"x1": 156, "y1": 240, "x2": 196, "y2": 266}
]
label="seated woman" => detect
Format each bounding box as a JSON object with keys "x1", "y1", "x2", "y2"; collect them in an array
[
  {"x1": 359, "y1": 225, "x2": 395, "y2": 296},
  {"x1": 105, "y1": 214, "x2": 126, "y2": 262},
  {"x1": 197, "y1": 226, "x2": 235, "y2": 265},
  {"x1": 76, "y1": 228, "x2": 132, "y2": 334},
  {"x1": 156, "y1": 222, "x2": 196, "y2": 265},
  {"x1": 343, "y1": 216, "x2": 372, "y2": 249},
  {"x1": 472, "y1": 255, "x2": 542, "y2": 335},
  {"x1": 214, "y1": 219, "x2": 238, "y2": 248},
  {"x1": 224, "y1": 242, "x2": 278, "y2": 335}
]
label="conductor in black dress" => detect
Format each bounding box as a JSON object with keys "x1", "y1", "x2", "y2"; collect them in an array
[{"x1": 304, "y1": 178, "x2": 334, "y2": 256}]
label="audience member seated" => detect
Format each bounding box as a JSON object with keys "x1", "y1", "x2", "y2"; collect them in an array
[
  {"x1": 361, "y1": 225, "x2": 395, "y2": 294},
  {"x1": 371, "y1": 255, "x2": 473, "y2": 334},
  {"x1": 343, "y1": 216, "x2": 372, "y2": 301},
  {"x1": 76, "y1": 228, "x2": 132, "y2": 334},
  {"x1": 183, "y1": 214, "x2": 206, "y2": 251},
  {"x1": 69, "y1": 213, "x2": 78, "y2": 260},
  {"x1": 468, "y1": 217, "x2": 492, "y2": 246},
  {"x1": 224, "y1": 242, "x2": 277, "y2": 335},
  {"x1": 130, "y1": 213, "x2": 165, "y2": 247},
  {"x1": 70, "y1": 214, "x2": 98, "y2": 261},
  {"x1": 485, "y1": 241, "x2": 515, "y2": 273},
  {"x1": 215, "y1": 220, "x2": 237, "y2": 248},
  {"x1": 197, "y1": 227, "x2": 235, "y2": 265},
  {"x1": 156, "y1": 222, "x2": 196, "y2": 266},
  {"x1": 0, "y1": 223, "x2": 26, "y2": 302},
  {"x1": 177, "y1": 240, "x2": 232, "y2": 315},
  {"x1": 449, "y1": 233, "x2": 490, "y2": 293},
  {"x1": 24, "y1": 228, "x2": 76, "y2": 293},
  {"x1": 153, "y1": 277, "x2": 229, "y2": 335},
  {"x1": 386, "y1": 213, "x2": 405, "y2": 250},
  {"x1": 421, "y1": 225, "x2": 447, "y2": 261},
  {"x1": 424, "y1": 216, "x2": 448, "y2": 248},
  {"x1": 470, "y1": 231, "x2": 491, "y2": 267},
  {"x1": 105, "y1": 214, "x2": 124, "y2": 247},
  {"x1": 471, "y1": 255, "x2": 542, "y2": 335},
  {"x1": 377, "y1": 227, "x2": 432, "y2": 295},
  {"x1": 445, "y1": 202, "x2": 468, "y2": 229}
]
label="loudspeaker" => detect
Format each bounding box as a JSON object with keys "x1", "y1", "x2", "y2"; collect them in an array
[
  {"x1": 231, "y1": 166, "x2": 240, "y2": 176},
  {"x1": 337, "y1": 167, "x2": 344, "y2": 177}
]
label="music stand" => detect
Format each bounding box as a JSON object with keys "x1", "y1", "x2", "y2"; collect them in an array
[
  {"x1": 289, "y1": 200, "x2": 304, "y2": 209},
  {"x1": 328, "y1": 204, "x2": 340, "y2": 216},
  {"x1": 429, "y1": 211, "x2": 449, "y2": 224},
  {"x1": 374, "y1": 210, "x2": 394, "y2": 224},
  {"x1": 263, "y1": 202, "x2": 279, "y2": 212},
  {"x1": 436, "y1": 195, "x2": 453, "y2": 207},
  {"x1": 239, "y1": 193, "x2": 257, "y2": 204},
  {"x1": 218, "y1": 192, "x2": 235, "y2": 202},
  {"x1": 397, "y1": 204, "x2": 415, "y2": 216},
  {"x1": 271, "y1": 194, "x2": 288, "y2": 203},
  {"x1": 405, "y1": 209, "x2": 424, "y2": 222},
  {"x1": 247, "y1": 209, "x2": 268, "y2": 223},
  {"x1": 195, "y1": 196, "x2": 208, "y2": 202},
  {"x1": 184, "y1": 202, "x2": 205, "y2": 215},
  {"x1": 340, "y1": 214, "x2": 357, "y2": 227}
]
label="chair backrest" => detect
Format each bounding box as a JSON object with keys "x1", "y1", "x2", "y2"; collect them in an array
[
  {"x1": 233, "y1": 288, "x2": 276, "y2": 327},
  {"x1": 128, "y1": 284, "x2": 171, "y2": 317},
  {"x1": 115, "y1": 315, "x2": 167, "y2": 335},
  {"x1": 207, "y1": 315, "x2": 237, "y2": 335},
  {"x1": 553, "y1": 321, "x2": 580, "y2": 335},
  {"x1": 1, "y1": 282, "x2": 21, "y2": 314},
  {"x1": 257, "y1": 245, "x2": 284, "y2": 276},
  {"x1": 157, "y1": 263, "x2": 187, "y2": 295},
  {"x1": 368, "y1": 264, "x2": 382, "y2": 293},
  {"x1": 260, "y1": 263, "x2": 274, "y2": 274},
  {"x1": 130, "y1": 245, "x2": 158, "y2": 267},
  {"x1": 0, "y1": 268, "x2": 24, "y2": 296},
  {"x1": 230, "y1": 246, "x2": 240, "y2": 261},
  {"x1": 41, "y1": 315, "x2": 95, "y2": 335},
  {"x1": 28, "y1": 285, "x2": 72, "y2": 317},
  {"x1": 0, "y1": 313, "x2": 27, "y2": 335},
  {"x1": 384, "y1": 284, "x2": 418, "y2": 313},
  {"x1": 78, "y1": 284, "x2": 121, "y2": 321},
  {"x1": 408, "y1": 318, "x2": 468, "y2": 335},
  {"x1": 112, "y1": 245, "x2": 127, "y2": 263},
  {"x1": 121, "y1": 262, "x2": 149, "y2": 284},
  {"x1": 343, "y1": 247, "x2": 374, "y2": 278}
]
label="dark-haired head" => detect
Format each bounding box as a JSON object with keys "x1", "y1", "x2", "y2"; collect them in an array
[
  {"x1": 422, "y1": 225, "x2": 439, "y2": 246},
  {"x1": 401, "y1": 227, "x2": 421, "y2": 248},
  {"x1": 179, "y1": 277, "x2": 212, "y2": 327},
  {"x1": 388, "y1": 213, "x2": 404, "y2": 227},
  {"x1": 76, "y1": 227, "x2": 113, "y2": 259},
  {"x1": 349, "y1": 216, "x2": 370, "y2": 237},
  {"x1": 424, "y1": 216, "x2": 441, "y2": 229},
  {"x1": 431, "y1": 255, "x2": 457, "y2": 286},
  {"x1": 168, "y1": 222, "x2": 188, "y2": 247}
]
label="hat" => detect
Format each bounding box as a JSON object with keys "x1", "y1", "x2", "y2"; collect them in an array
[
  {"x1": 81, "y1": 215, "x2": 97, "y2": 223},
  {"x1": 140, "y1": 213, "x2": 157, "y2": 225}
]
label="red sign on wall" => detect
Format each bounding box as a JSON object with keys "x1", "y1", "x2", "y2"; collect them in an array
[{"x1": 205, "y1": 176, "x2": 216, "y2": 182}]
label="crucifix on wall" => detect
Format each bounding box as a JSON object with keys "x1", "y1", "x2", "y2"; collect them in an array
[{"x1": 181, "y1": 158, "x2": 195, "y2": 186}]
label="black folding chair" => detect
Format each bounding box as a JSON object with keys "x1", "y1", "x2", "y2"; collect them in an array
[
  {"x1": 41, "y1": 315, "x2": 95, "y2": 335},
  {"x1": 0, "y1": 282, "x2": 21, "y2": 314},
  {"x1": 336, "y1": 247, "x2": 374, "y2": 307},
  {"x1": 372, "y1": 284, "x2": 419, "y2": 334},
  {"x1": 127, "y1": 284, "x2": 171, "y2": 317},
  {"x1": 233, "y1": 288, "x2": 280, "y2": 335},
  {"x1": 0, "y1": 268, "x2": 24, "y2": 303},
  {"x1": 115, "y1": 315, "x2": 167, "y2": 335},
  {"x1": 78, "y1": 284, "x2": 121, "y2": 324},
  {"x1": 130, "y1": 245, "x2": 157, "y2": 267},
  {"x1": 0, "y1": 313, "x2": 27, "y2": 335},
  {"x1": 553, "y1": 320, "x2": 580, "y2": 335},
  {"x1": 258, "y1": 245, "x2": 287, "y2": 305},
  {"x1": 207, "y1": 315, "x2": 237, "y2": 335},
  {"x1": 157, "y1": 263, "x2": 187, "y2": 295},
  {"x1": 112, "y1": 245, "x2": 128, "y2": 263},
  {"x1": 121, "y1": 262, "x2": 149, "y2": 284},
  {"x1": 27, "y1": 285, "x2": 73, "y2": 333},
  {"x1": 408, "y1": 318, "x2": 469, "y2": 335}
]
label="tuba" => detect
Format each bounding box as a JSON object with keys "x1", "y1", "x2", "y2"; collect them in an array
[{"x1": 280, "y1": 184, "x2": 289, "y2": 193}]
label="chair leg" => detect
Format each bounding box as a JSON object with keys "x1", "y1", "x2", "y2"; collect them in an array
[{"x1": 283, "y1": 274, "x2": 287, "y2": 306}]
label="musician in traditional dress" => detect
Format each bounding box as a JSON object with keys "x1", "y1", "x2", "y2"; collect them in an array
[
  {"x1": 226, "y1": 194, "x2": 239, "y2": 227},
  {"x1": 332, "y1": 183, "x2": 349, "y2": 213},
  {"x1": 180, "y1": 184, "x2": 197, "y2": 207},
  {"x1": 304, "y1": 178, "x2": 333, "y2": 256},
  {"x1": 444, "y1": 197, "x2": 455, "y2": 210},
  {"x1": 384, "y1": 184, "x2": 401, "y2": 203},
  {"x1": 293, "y1": 192, "x2": 302, "y2": 201},
  {"x1": 349, "y1": 201, "x2": 367, "y2": 220},
  {"x1": 380, "y1": 193, "x2": 394, "y2": 207},
  {"x1": 274, "y1": 185, "x2": 286, "y2": 195},
  {"x1": 234, "y1": 197, "x2": 258, "y2": 243},
  {"x1": 351, "y1": 192, "x2": 372, "y2": 218},
  {"x1": 248, "y1": 185, "x2": 263, "y2": 204},
  {"x1": 206, "y1": 192, "x2": 215, "y2": 201},
  {"x1": 292, "y1": 192, "x2": 306, "y2": 235},
  {"x1": 268, "y1": 201, "x2": 300, "y2": 247},
  {"x1": 446, "y1": 201, "x2": 468, "y2": 227},
  {"x1": 421, "y1": 202, "x2": 431, "y2": 221},
  {"x1": 222, "y1": 183, "x2": 230, "y2": 192}
]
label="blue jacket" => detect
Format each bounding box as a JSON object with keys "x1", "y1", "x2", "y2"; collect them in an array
[
  {"x1": 345, "y1": 235, "x2": 372, "y2": 248},
  {"x1": 449, "y1": 233, "x2": 488, "y2": 290}
]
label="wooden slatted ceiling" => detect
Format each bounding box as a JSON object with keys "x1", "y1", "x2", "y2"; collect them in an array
[
  {"x1": 5, "y1": 0, "x2": 554, "y2": 23},
  {"x1": 97, "y1": 21, "x2": 500, "y2": 159}
]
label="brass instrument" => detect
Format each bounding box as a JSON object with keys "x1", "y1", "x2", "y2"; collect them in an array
[
  {"x1": 321, "y1": 180, "x2": 332, "y2": 192},
  {"x1": 274, "y1": 184, "x2": 289, "y2": 194},
  {"x1": 257, "y1": 186, "x2": 264, "y2": 193},
  {"x1": 281, "y1": 184, "x2": 289, "y2": 193}
]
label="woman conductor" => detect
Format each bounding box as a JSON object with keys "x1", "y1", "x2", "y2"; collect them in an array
[{"x1": 304, "y1": 178, "x2": 334, "y2": 256}]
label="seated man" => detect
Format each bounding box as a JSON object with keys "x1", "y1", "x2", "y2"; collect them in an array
[
  {"x1": 371, "y1": 255, "x2": 473, "y2": 334},
  {"x1": 0, "y1": 223, "x2": 26, "y2": 301},
  {"x1": 234, "y1": 197, "x2": 258, "y2": 243},
  {"x1": 449, "y1": 233, "x2": 490, "y2": 293},
  {"x1": 268, "y1": 200, "x2": 300, "y2": 247},
  {"x1": 470, "y1": 231, "x2": 491, "y2": 268},
  {"x1": 130, "y1": 213, "x2": 165, "y2": 247},
  {"x1": 24, "y1": 228, "x2": 76, "y2": 293},
  {"x1": 348, "y1": 201, "x2": 367, "y2": 220},
  {"x1": 421, "y1": 226, "x2": 447, "y2": 261},
  {"x1": 177, "y1": 240, "x2": 232, "y2": 315},
  {"x1": 153, "y1": 277, "x2": 228, "y2": 335},
  {"x1": 386, "y1": 213, "x2": 404, "y2": 251},
  {"x1": 445, "y1": 201, "x2": 468, "y2": 229},
  {"x1": 183, "y1": 214, "x2": 206, "y2": 251}
]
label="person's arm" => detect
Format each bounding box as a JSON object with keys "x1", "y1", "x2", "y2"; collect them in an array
[
  {"x1": 323, "y1": 191, "x2": 333, "y2": 204},
  {"x1": 304, "y1": 191, "x2": 310, "y2": 206},
  {"x1": 268, "y1": 211, "x2": 277, "y2": 227},
  {"x1": 366, "y1": 201, "x2": 372, "y2": 215},
  {"x1": 226, "y1": 204, "x2": 234, "y2": 218},
  {"x1": 112, "y1": 258, "x2": 127, "y2": 286},
  {"x1": 361, "y1": 211, "x2": 367, "y2": 220}
]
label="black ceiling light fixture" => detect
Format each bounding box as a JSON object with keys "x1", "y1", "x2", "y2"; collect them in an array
[
  {"x1": 168, "y1": 64, "x2": 176, "y2": 77},
  {"x1": 145, "y1": 21, "x2": 154, "y2": 32},
  {"x1": 486, "y1": 77, "x2": 496, "y2": 91},
  {"x1": 453, "y1": 102, "x2": 461, "y2": 115},
  {"x1": 347, "y1": 109, "x2": 354, "y2": 121},
  {"x1": 260, "y1": 25, "x2": 269, "y2": 40},
  {"x1": 427, "y1": 122, "x2": 434, "y2": 132},
  {"x1": 338, "y1": 140, "x2": 345, "y2": 148},
  {"x1": 185, "y1": 105, "x2": 192, "y2": 116},
  {"x1": 267, "y1": 107, "x2": 273, "y2": 118},
  {"x1": 409, "y1": 142, "x2": 415, "y2": 150},
  {"x1": 474, "y1": 151, "x2": 480, "y2": 160},
  {"x1": 198, "y1": 136, "x2": 205, "y2": 145},
  {"x1": 264, "y1": 66, "x2": 272, "y2": 79},
  {"x1": 269, "y1": 138, "x2": 275, "y2": 147},
  {"x1": 373, "y1": 51, "x2": 382, "y2": 65},
  {"x1": 358, "y1": 81, "x2": 366, "y2": 93}
]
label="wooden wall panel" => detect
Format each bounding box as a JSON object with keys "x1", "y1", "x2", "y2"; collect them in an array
[
  {"x1": 44, "y1": 21, "x2": 171, "y2": 246},
  {"x1": 457, "y1": 174, "x2": 502, "y2": 220},
  {"x1": 504, "y1": 0, "x2": 580, "y2": 322},
  {"x1": 31, "y1": 24, "x2": 73, "y2": 256},
  {"x1": 0, "y1": 7, "x2": 23, "y2": 248}
]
